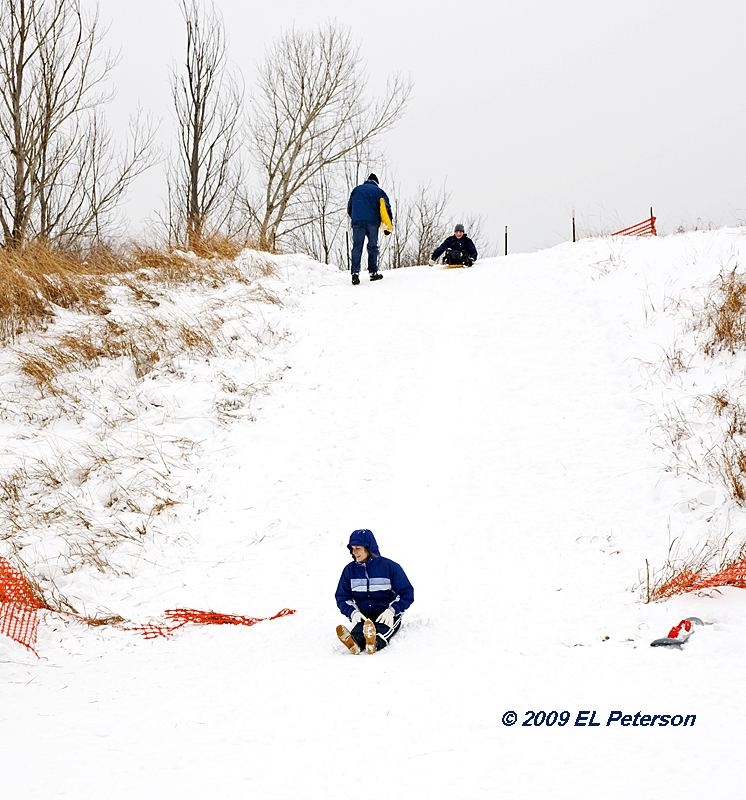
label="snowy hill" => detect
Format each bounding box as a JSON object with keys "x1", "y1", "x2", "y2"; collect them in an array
[{"x1": 3, "y1": 232, "x2": 746, "y2": 797}]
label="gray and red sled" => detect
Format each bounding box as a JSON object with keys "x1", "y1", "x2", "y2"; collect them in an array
[{"x1": 650, "y1": 617, "x2": 704, "y2": 648}]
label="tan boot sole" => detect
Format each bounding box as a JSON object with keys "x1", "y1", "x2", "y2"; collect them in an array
[
  {"x1": 336, "y1": 625, "x2": 360, "y2": 654},
  {"x1": 363, "y1": 619, "x2": 377, "y2": 654}
]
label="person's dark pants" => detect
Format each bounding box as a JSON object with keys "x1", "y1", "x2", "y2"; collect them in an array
[
  {"x1": 351, "y1": 222, "x2": 380, "y2": 274},
  {"x1": 443, "y1": 248, "x2": 473, "y2": 266},
  {"x1": 350, "y1": 612, "x2": 403, "y2": 651}
]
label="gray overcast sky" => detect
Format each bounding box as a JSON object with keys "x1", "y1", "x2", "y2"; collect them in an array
[{"x1": 97, "y1": 0, "x2": 746, "y2": 254}]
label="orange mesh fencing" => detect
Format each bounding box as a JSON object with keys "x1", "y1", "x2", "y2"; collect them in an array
[
  {"x1": 132, "y1": 607, "x2": 297, "y2": 640},
  {"x1": 612, "y1": 215, "x2": 657, "y2": 237},
  {"x1": 0, "y1": 555, "x2": 43, "y2": 654},
  {"x1": 1, "y1": 553, "x2": 296, "y2": 654},
  {"x1": 651, "y1": 558, "x2": 746, "y2": 601}
]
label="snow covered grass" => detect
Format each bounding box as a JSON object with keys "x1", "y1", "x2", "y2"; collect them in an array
[
  {"x1": 630, "y1": 248, "x2": 746, "y2": 597},
  {"x1": 0, "y1": 244, "x2": 323, "y2": 617}
]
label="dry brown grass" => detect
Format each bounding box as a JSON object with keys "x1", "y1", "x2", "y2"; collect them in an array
[
  {"x1": 0, "y1": 236, "x2": 278, "y2": 345},
  {"x1": 16, "y1": 314, "x2": 230, "y2": 396},
  {"x1": 124, "y1": 236, "x2": 277, "y2": 287},
  {"x1": 694, "y1": 266, "x2": 746, "y2": 355},
  {"x1": 193, "y1": 230, "x2": 251, "y2": 260},
  {"x1": 0, "y1": 244, "x2": 116, "y2": 343}
]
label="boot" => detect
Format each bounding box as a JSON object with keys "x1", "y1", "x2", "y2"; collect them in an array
[
  {"x1": 336, "y1": 624, "x2": 360, "y2": 654},
  {"x1": 363, "y1": 619, "x2": 377, "y2": 654},
  {"x1": 351, "y1": 273, "x2": 360, "y2": 285}
]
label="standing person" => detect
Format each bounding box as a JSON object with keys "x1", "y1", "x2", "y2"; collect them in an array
[
  {"x1": 430, "y1": 223, "x2": 478, "y2": 267},
  {"x1": 335, "y1": 529, "x2": 414, "y2": 654},
  {"x1": 347, "y1": 173, "x2": 393, "y2": 285}
]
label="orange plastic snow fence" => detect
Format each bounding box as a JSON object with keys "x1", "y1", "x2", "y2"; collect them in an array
[
  {"x1": 133, "y1": 607, "x2": 297, "y2": 639},
  {"x1": 612, "y1": 215, "x2": 657, "y2": 237},
  {"x1": 651, "y1": 559, "x2": 746, "y2": 601},
  {"x1": 1, "y1": 553, "x2": 297, "y2": 653},
  {"x1": 0, "y1": 555, "x2": 43, "y2": 654}
]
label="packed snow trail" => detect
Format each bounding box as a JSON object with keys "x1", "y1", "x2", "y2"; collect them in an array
[{"x1": 3, "y1": 244, "x2": 745, "y2": 798}]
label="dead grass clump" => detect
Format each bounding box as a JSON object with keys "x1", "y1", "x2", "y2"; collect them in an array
[
  {"x1": 0, "y1": 245, "x2": 117, "y2": 343},
  {"x1": 17, "y1": 318, "x2": 172, "y2": 392},
  {"x1": 707, "y1": 442, "x2": 746, "y2": 506},
  {"x1": 17, "y1": 330, "x2": 127, "y2": 394},
  {"x1": 125, "y1": 245, "x2": 198, "y2": 282},
  {"x1": 705, "y1": 388, "x2": 746, "y2": 437},
  {"x1": 0, "y1": 268, "x2": 51, "y2": 341},
  {"x1": 17, "y1": 351, "x2": 67, "y2": 396},
  {"x1": 176, "y1": 322, "x2": 219, "y2": 356},
  {"x1": 126, "y1": 243, "x2": 247, "y2": 287},
  {"x1": 694, "y1": 266, "x2": 746, "y2": 355},
  {"x1": 194, "y1": 231, "x2": 249, "y2": 260},
  {"x1": 241, "y1": 251, "x2": 279, "y2": 279},
  {"x1": 80, "y1": 614, "x2": 127, "y2": 626}
]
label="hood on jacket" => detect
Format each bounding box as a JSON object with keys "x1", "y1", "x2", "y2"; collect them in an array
[{"x1": 347, "y1": 529, "x2": 380, "y2": 557}]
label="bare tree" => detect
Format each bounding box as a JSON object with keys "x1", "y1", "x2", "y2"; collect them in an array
[
  {"x1": 406, "y1": 183, "x2": 450, "y2": 266},
  {"x1": 283, "y1": 165, "x2": 345, "y2": 264},
  {"x1": 168, "y1": 0, "x2": 244, "y2": 251},
  {"x1": 247, "y1": 23, "x2": 411, "y2": 251},
  {"x1": 0, "y1": 0, "x2": 156, "y2": 249},
  {"x1": 43, "y1": 108, "x2": 158, "y2": 246}
]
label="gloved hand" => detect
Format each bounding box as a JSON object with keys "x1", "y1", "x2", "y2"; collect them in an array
[
  {"x1": 428, "y1": 258, "x2": 435, "y2": 266},
  {"x1": 350, "y1": 611, "x2": 365, "y2": 627},
  {"x1": 377, "y1": 608, "x2": 395, "y2": 628},
  {"x1": 383, "y1": 229, "x2": 391, "y2": 236}
]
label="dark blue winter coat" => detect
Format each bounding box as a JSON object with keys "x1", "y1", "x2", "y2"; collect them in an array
[
  {"x1": 432, "y1": 234, "x2": 478, "y2": 262},
  {"x1": 335, "y1": 529, "x2": 414, "y2": 621},
  {"x1": 347, "y1": 180, "x2": 393, "y2": 226}
]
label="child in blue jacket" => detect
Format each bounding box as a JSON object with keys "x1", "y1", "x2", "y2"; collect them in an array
[
  {"x1": 335, "y1": 529, "x2": 414, "y2": 654},
  {"x1": 430, "y1": 223, "x2": 478, "y2": 266}
]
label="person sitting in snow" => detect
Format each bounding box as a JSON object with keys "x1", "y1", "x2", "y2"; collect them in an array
[
  {"x1": 335, "y1": 529, "x2": 414, "y2": 654},
  {"x1": 430, "y1": 223, "x2": 478, "y2": 266}
]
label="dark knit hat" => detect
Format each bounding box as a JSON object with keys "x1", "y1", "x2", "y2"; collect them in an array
[
  {"x1": 454, "y1": 223, "x2": 465, "y2": 232},
  {"x1": 367, "y1": 173, "x2": 379, "y2": 184}
]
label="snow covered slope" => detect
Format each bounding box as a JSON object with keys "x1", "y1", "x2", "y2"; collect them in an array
[{"x1": 3, "y1": 233, "x2": 746, "y2": 798}]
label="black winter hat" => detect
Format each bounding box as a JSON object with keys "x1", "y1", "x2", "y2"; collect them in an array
[
  {"x1": 367, "y1": 173, "x2": 379, "y2": 184},
  {"x1": 454, "y1": 223, "x2": 465, "y2": 232}
]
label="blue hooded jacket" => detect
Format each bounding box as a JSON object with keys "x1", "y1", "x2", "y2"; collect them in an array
[
  {"x1": 347, "y1": 180, "x2": 393, "y2": 226},
  {"x1": 335, "y1": 529, "x2": 414, "y2": 620},
  {"x1": 432, "y1": 234, "x2": 478, "y2": 262}
]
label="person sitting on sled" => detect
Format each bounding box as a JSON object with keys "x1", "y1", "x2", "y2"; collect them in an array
[
  {"x1": 430, "y1": 223, "x2": 478, "y2": 266},
  {"x1": 335, "y1": 529, "x2": 414, "y2": 655}
]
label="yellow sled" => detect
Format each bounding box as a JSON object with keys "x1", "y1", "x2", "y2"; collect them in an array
[{"x1": 444, "y1": 263, "x2": 471, "y2": 269}]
